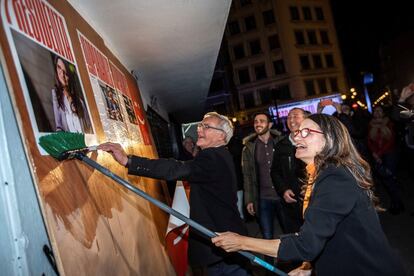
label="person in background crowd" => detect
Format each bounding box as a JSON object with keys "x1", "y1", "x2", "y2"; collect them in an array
[
  {"x1": 98, "y1": 112, "x2": 250, "y2": 276},
  {"x1": 270, "y1": 108, "x2": 307, "y2": 234},
  {"x1": 325, "y1": 102, "x2": 370, "y2": 160},
  {"x1": 242, "y1": 112, "x2": 285, "y2": 241},
  {"x1": 392, "y1": 82, "x2": 414, "y2": 216},
  {"x1": 179, "y1": 136, "x2": 199, "y2": 161},
  {"x1": 368, "y1": 106, "x2": 405, "y2": 215},
  {"x1": 227, "y1": 124, "x2": 245, "y2": 220},
  {"x1": 212, "y1": 114, "x2": 406, "y2": 276},
  {"x1": 393, "y1": 83, "x2": 414, "y2": 153}
]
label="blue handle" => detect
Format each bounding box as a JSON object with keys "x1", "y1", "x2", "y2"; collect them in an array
[{"x1": 76, "y1": 153, "x2": 287, "y2": 275}]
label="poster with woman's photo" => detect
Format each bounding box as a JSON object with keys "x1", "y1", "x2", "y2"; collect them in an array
[{"x1": 1, "y1": 1, "x2": 95, "y2": 154}]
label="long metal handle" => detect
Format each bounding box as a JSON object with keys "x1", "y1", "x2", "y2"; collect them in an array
[{"x1": 75, "y1": 153, "x2": 287, "y2": 275}]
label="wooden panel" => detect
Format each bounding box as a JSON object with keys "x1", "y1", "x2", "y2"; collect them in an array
[{"x1": 0, "y1": 0, "x2": 174, "y2": 275}]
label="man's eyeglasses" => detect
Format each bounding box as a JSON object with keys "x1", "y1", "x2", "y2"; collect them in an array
[
  {"x1": 197, "y1": 122, "x2": 225, "y2": 133},
  {"x1": 293, "y1": 128, "x2": 324, "y2": 138}
]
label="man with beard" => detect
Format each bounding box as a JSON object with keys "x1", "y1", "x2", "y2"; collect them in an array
[
  {"x1": 271, "y1": 108, "x2": 308, "y2": 233},
  {"x1": 242, "y1": 112, "x2": 284, "y2": 242}
]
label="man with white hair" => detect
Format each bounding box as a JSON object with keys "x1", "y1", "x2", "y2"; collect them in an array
[{"x1": 98, "y1": 112, "x2": 249, "y2": 275}]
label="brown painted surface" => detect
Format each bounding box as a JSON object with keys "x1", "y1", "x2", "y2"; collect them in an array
[{"x1": 0, "y1": 0, "x2": 174, "y2": 275}]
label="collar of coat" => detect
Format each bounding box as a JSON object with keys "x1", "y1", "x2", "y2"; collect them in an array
[{"x1": 242, "y1": 129, "x2": 281, "y2": 145}]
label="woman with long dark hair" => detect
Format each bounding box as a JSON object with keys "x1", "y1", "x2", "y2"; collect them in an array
[
  {"x1": 52, "y1": 56, "x2": 90, "y2": 133},
  {"x1": 212, "y1": 114, "x2": 405, "y2": 275}
]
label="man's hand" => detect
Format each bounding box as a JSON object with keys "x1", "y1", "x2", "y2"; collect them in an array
[
  {"x1": 97, "y1": 142, "x2": 128, "y2": 166},
  {"x1": 246, "y1": 202, "x2": 255, "y2": 216},
  {"x1": 283, "y1": 189, "x2": 297, "y2": 203},
  {"x1": 399, "y1": 84, "x2": 414, "y2": 103}
]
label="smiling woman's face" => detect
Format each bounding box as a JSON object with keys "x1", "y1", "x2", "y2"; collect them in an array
[
  {"x1": 56, "y1": 58, "x2": 69, "y2": 87},
  {"x1": 294, "y1": 119, "x2": 326, "y2": 165}
]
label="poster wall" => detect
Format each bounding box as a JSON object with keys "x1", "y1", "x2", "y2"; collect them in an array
[
  {"x1": 0, "y1": 0, "x2": 172, "y2": 275},
  {"x1": 1, "y1": 0, "x2": 96, "y2": 153},
  {"x1": 78, "y1": 32, "x2": 151, "y2": 145}
]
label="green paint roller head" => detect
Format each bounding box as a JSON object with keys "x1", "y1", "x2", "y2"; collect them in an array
[{"x1": 39, "y1": 132, "x2": 94, "y2": 160}]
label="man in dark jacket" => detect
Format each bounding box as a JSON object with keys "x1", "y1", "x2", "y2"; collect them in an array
[
  {"x1": 98, "y1": 112, "x2": 249, "y2": 276},
  {"x1": 271, "y1": 108, "x2": 307, "y2": 233},
  {"x1": 242, "y1": 112, "x2": 284, "y2": 238},
  {"x1": 393, "y1": 83, "x2": 414, "y2": 150}
]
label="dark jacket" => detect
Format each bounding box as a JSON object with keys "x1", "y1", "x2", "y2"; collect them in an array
[
  {"x1": 242, "y1": 129, "x2": 282, "y2": 210},
  {"x1": 270, "y1": 135, "x2": 306, "y2": 232},
  {"x1": 127, "y1": 146, "x2": 246, "y2": 266},
  {"x1": 278, "y1": 165, "x2": 406, "y2": 275},
  {"x1": 392, "y1": 103, "x2": 414, "y2": 149},
  {"x1": 270, "y1": 135, "x2": 306, "y2": 198}
]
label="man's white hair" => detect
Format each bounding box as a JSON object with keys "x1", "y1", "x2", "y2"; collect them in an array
[{"x1": 203, "y1": 112, "x2": 234, "y2": 144}]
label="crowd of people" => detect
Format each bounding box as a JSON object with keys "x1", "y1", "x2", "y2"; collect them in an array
[{"x1": 97, "y1": 83, "x2": 414, "y2": 275}]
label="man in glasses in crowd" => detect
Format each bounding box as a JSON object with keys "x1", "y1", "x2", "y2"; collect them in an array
[
  {"x1": 271, "y1": 108, "x2": 308, "y2": 234},
  {"x1": 98, "y1": 112, "x2": 249, "y2": 276},
  {"x1": 242, "y1": 112, "x2": 284, "y2": 246}
]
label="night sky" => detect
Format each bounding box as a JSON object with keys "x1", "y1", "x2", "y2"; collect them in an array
[{"x1": 330, "y1": 1, "x2": 414, "y2": 89}]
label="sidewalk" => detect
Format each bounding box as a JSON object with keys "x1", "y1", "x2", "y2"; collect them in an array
[{"x1": 378, "y1": 168, "x2": 414, "y2": 275}]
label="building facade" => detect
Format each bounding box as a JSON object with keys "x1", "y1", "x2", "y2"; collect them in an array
[{"x1": 224, "y1": 0, "x2": 348, "y2": 125}]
